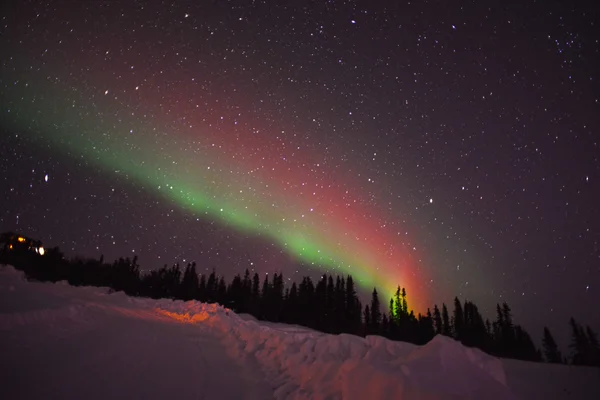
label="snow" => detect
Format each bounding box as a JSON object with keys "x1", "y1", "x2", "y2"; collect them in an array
[{"x1": 1, "y1": 265, "x2": 599, "y2": 399}]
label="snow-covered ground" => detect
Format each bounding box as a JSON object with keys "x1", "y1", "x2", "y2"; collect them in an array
[{"x1": 1, "y1": 265, "x2": 598, "y2": 399}]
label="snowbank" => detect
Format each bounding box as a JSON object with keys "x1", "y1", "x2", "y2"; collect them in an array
[
  {"x1": 158, "y1": 300, "x2": 512, "y2": 400},
  {"x1": 1, "y1": 265, "x2": 599, "y2": 399}
]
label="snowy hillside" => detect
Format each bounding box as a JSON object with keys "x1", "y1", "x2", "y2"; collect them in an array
[{"x1": 1, "y1": 265, "x2": 598, "y2": 400}]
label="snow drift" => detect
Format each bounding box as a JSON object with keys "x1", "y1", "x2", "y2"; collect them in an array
[{"x1": 1, "y1": 265, "x2": 598, "y2": 399}]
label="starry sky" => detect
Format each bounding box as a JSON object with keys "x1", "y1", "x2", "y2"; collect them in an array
[{"x1": 1, "y1": 0, "x2": 598, "y2": 347}]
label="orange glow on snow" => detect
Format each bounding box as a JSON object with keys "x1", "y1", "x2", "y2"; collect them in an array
[{"x1": 154, "y1": 308, "x2": 211, "y2": 324}]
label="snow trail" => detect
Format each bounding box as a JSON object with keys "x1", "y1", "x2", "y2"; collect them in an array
[{"x1": 1, "y1": 265, "x2": 599, "y2": 400}]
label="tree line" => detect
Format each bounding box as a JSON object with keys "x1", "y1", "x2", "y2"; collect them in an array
[{"x1": 1, "y1": 232, "x2": 598, "y2": 367}]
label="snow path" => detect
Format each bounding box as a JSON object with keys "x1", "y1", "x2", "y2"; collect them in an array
[
  {"x1": 0, "y1": 274, "x2": 273, "y2": 400},
  {"x1": 2, "y1": 265, "x2": 599, "y2": 400}
]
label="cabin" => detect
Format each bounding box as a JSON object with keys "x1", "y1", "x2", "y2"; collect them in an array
[{"x1": 0, "y1": 232, "x2": 45, "y2": 255}]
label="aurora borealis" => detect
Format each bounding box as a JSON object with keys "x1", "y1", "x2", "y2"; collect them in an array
[
  {"x1": 1, "y1": 0, "x2": 599, "y2": 343},
  {"x1": 1, "y1": 51, "x2": 422, "y2": 308}
]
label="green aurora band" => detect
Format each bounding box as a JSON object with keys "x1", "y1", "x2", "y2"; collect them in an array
[{"x1": 1, "y1": 77, "x2": 424, "y2": 308}]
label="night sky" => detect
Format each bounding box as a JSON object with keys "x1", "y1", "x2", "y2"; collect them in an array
[{"x1": 1, "y1": 0, "x2": 598, "y2": 347}]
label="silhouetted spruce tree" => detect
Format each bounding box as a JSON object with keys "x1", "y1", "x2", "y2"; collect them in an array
[
  {"x1": 433, "y1": 304, "x2": 442, "y2": 335},
  {"x1": 345, "y1": 275, "x2": 362, "y2": 335},
  {"x1": 406, "y1": 310, "x2": 419, "y2": 343},
  {"x1": 180, "y1": 262, "x2": 199, "y2": 301},
  {"x1": 413, "y1": 310, "x2": 434, "y2": 345},
  {"x1": 169, "y1": 264, "x2": 182, "y2": 298},
  {"x1": 452, "y1": 297, "x2": 464, "y2": 341},
  {"x1": 324, "y1": 275, "x2": 335, "y2": 332},
  {"x1": 206, "y1": 269, "x2": 217, "y2": 302},
  {"x1": 251, "y1": 272, "x2": 260, "y2": 316},
  {"x1": 493, "y1": 304, "x2": 505, "y2": 356},
  {"x1": 370, "y1": 288, "x2": 382, "y2": 335},
  {"x1": 196, "y1": 273, "x2": 207, "y2": 302},
  {"x1": 391, "y1": 286, "x2": 412, "y2": 341},
  {"x1": 381, "y1": 313, "x2": 390, "y2": 337},
  {"x1": 314, "y1": 275, "x2": 327, "y2": 330},
  {"x1": 241, "y1": 269, "x2": 252, "y2": 313},
  {"x1": 260, "y1": 274, "x2": 271, "y2": 320},
  {"x1": 462, "y1": 301, "x2": 488, "y2": 349},
  {"x1": 363, "y1": 304, "x2": 371, "y2": 336},
  {"x1": 299, "y1": 276, "x2": 315, "y2": 328},
  {"x1": 569, "y1": 317, "x2": 591, "y2": 365},
  {"x1": 217, "y1": 276, "x2": 227, "y2": 304},
  {"x1": 117, "y1": 256, "x2": 141, "y2": 296},
  {"x1": 441, "y1": 303, "x2": 451, "y2": 336},
  {"x1": 271, "y1": 272, "x2": 284, "y2": 321},
  {"x1": 144, "y1": 263, "x2": 180, "y2": 299},
  {"x1": 503, "y1": 303, "x2": 517, "y2": 357},
  {"x1": 401, "y1": 287, "x2": 408, "y2": 315},
  {"x1": 227, "y1": 274, "x2": 243, "y2": 311},
  {"x1": 482, "y1": 319, "x2": 494, "y2": 353},
  {"x1": 585, "y1": 326, "x2": 600, "y2": 367},
  {"x1": 424, "y1": 308, "x2": 435, "y2": 342},
  {"x1": 485, "y1": 319, "x2": 492, "y2": 338},
  {"x1": 513, "y1": 325, "x2": 540, "y2": 361},
  {"x1": 333, "y1": 276, "x2": 346, "y2": 334},
  {"x1": 461, "y1": 300, "x2": 473, "y2": 345},
  {"x1": 284, "y1": 282, "x2": 299, "y2": 323},
  {"x1": 388, "y1": 297, "x2": 398, "y2": 339},
  {"x1": 542, "y1": 326, "x2": 562, "y2": 363},
  {"x1": 393, "y1": 286, "x2": 401, "y2": 323}
]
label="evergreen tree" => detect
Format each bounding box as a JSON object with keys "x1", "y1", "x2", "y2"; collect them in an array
[
  {"x1": 441, "y1": 303, "x2": 451, "y2": 336},
  {"x1": 180, "y1": 262, "x2": 199, "y2": 301},
  {"x1": 381, "y1": 313, "x2": 390, "y2": 338},
  {"x1": 513, "y1": 325, "x2": 540, "y2": 361},
  {"x1": 227, "y1": 274, "x2": 242, "y2": 310},
  {"x1": 422, "y1": 308, "x2": 435, "y2": 343},
  {"x1": 485, "y1": 319, "x2": 492, "y2": 338},
  {"x1": 260, "y1": 274, "x2": 271, "y2": 319},
  {"x1": 370, "y1": 288, "x2": 382, "y2": 335},
  {"x1": 217, "y1": 276, "x2": 227, "y2": 304},
  {"x1": 363, "y1": 304, "x2": 371, "y2": 336},
  {"x1": 542, "y1": 327, "x2": 562, "y2": 363},
  {"x1": 393, "y1": 286, "x2": 401, "y2": 321},
  {"x1": 502, "y1": 302, "x2": 515, "y2": 351},
  {"x1": 315, "y1": 275, "x2": 327, "y2": 330},
  {"x1": 569, "y1": 318, "x2": 590, "y2": 365},
  {"x1": 345, "y1": 275, "x2": 361, "y2": 335},
  {"x1": 326, "y1": 275, "x2": 335, "y2": 322},
  {"x1": 299, "y1": 276, "x2": 315, "y2": 328},
  {"x1": 495, "y1": 302, "x2": 516, "y2": 357},
  {"x1": 242, "y1": 269, "x2": 252, "y2": 311},
  {"x1": 585, "y1": 326, "x2": 600, "y2": 367},
  {"x1": 206, "y1": 269, "x2": 217, "y2": 302},
  {"x1": 462, "y1": 301, "x2": 487, "y2": 348},
  {"x1": 198, "y1": 274, "x2": 207, "y2": 302},
  {"x1": 333, "y1": 276, "x2": 346, "y2": 334},
  {"x1": 388, "y1": 297, "x2": 397, "y2": 339},
  {"x1": 453, "y1": 297, "x2": 464, "y2": 340},
  {"x1": 433, "y1": 304, "x2": 442, "y2": 335},
  {"x1": 262, "y1": 274, "x2": 270, "y2": 298},
  {"x1": 285, "y1": 282, "x2": 299, "y2": 323},
  {"x1": 271, "y1": 272, "x2": 284, "y2": 321},
  {"x1": 251, "y1": 272, "x2": 260, "y2": 316}
]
